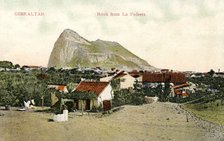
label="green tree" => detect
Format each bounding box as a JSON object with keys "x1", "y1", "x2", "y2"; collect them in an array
[
  {"x1": 14, "y1": 64, "x2": 20, "y2": 69},
  {"x1": 66, "y1": 82, "x2": 76, "y2": 93},
  {"x1": 111, "y1": 79, "x2": 120, "y2": 90},
  {"x1": 0, "y1": 61, "x2": 13, "y2": 69},
  {"x1": 113, "y1": 89, "x2": 132, "y2": 107},
  {"x1": 131, "y1": 91, "x2": 145, "y2": 105},
  {"x1": 208, "y1": 69, "x2": 215, "y2": 77}
]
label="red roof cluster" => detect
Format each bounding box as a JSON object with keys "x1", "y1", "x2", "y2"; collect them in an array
[
  {"x1": 75, "y1": 81, "x2": 109, "y2": 96},
  {"x1": 143, "y1": 72, "x2": 186, "y2": 84}
]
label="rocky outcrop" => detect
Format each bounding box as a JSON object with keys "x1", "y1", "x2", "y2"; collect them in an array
[{"x1": 48, "y1": 29, "x2": 156, "y2": 70}]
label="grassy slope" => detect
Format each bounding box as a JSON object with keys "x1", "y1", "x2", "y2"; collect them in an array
[
  {"x1": 68, "y1": 40, "x2": 148, "y2": 69},
  {"x1": 91, "y1": 40, "x2": 135, "y2": 57},
  {"x1": 184, "y1": 101, "x2": 224, "y2": 125},
  {"x1": 92, "y1": 54, "x2": 140, "y2": 68}
]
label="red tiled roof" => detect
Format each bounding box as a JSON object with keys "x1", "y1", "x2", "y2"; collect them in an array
[
  {"x1": 143, "y1": 72, "x2": 186, "y2": 84},
  {"x1": 182, "y1": 92, "x2": 189, "y2": 96},
  {"x1": 57, "y1": 85, "x2": 66, "y2": 91},
  {"x1": 75, "y1": 81, "x2": 109, "y2": 96},
  {"x1": 170, "y1": 73, "x2": 186, "y2": 84},
  {"x1": 173, "y1": 83, "x2": 189, "y2": 89},
  {"x1": 175, "y1": 90, "x2": 189, "y2": 97},
  {"x1": 175, "y1": 89, "x2": 182, "y2": 95},
  {"x1": 175, "y1": 90, "x2": 189, "y2": 96},
  {"x1": 48, "y1": 85, "x2": 67, "y2": 92},
  {"x1": 142, "y1": 72, "x2": 164, "y2": 83}
]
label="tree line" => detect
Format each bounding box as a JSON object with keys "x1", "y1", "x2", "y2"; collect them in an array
[{"x1": 0, "y1": 61, "x2": 101, "y2": 107}]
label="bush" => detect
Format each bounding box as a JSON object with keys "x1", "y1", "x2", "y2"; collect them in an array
[
  {"x1": 131, "y1": 92, "x2": 144, "y2": 105},
  {"x1": 113, "y1": 89, "x2": 132, "y2": 107},
  {"x1": 112, "y1": 89, "x2": 145, "y2": 107}
]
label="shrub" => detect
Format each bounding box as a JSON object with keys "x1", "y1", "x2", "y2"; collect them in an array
[
  {"x1": 112, "y1": 89, "x2": 145, "y2": 107},
  {"x1": 131, "y1": 91, "x2": 145, "y2": 105}
]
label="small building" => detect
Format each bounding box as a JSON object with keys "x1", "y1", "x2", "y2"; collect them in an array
[
  {"x1": 142, "y1": 71, "x2": 187, "y2": 97},
  {"x1": 171, "y1": 83, "x2": 190, "y2": 98},
  {"x1": 100, "y1": 70, "x2": 137, "y2": 90},
  {"x1": 74, "y1": 81, "x2": 113, "y2": 111},
  {"x1": 142, "y1": 72, "x2": 187, "y2": 85},
  {"x1": 48, "y1": 85, "x2": 68, "y2": 106},
  {"x1": 113, "y1": 71, "x2": 136, "y2": 89}
]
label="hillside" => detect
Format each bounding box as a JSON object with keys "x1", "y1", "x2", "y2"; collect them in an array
[{"x1": 48, "y1": 29, "x2": 155, "y2": 70}]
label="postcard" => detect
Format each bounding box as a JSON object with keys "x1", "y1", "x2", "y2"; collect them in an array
[{"x1": 0, "y1": 0, "x2": 224, "y2": 141}]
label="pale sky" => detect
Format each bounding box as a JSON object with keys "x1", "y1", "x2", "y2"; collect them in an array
[{"x1": 0, "y1": 0, "x2": 224, "y2": 72}]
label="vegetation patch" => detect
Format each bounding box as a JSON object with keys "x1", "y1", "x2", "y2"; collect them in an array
[{"x1": 184, "y1": 101, "x2": 224, "y2": 125}]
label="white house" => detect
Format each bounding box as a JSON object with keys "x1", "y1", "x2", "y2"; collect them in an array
[
  {"x1": 74, "y1": 81, "x2": 113, "y2": 111},
  {"x1": 113, "y1": 71, "x2": 136, "y2": 89},
  {"x1": 100, "y1": 70, "x2": 137, "y2": 89}
]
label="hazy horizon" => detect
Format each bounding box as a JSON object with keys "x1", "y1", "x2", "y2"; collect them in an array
[{"x1": 1, "y1": 0, "x2": 224, "y2": 72}]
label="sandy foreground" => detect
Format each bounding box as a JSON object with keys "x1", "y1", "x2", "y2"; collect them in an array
[{"x1": 0, "y1": 102, "x2": 224, "y2": 141}]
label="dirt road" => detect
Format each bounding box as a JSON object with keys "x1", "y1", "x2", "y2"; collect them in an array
[{"x1": 0, "y1": 102, "x2": 224, "y2": 141}]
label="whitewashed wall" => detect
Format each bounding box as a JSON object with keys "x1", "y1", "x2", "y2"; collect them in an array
[
  {"x1": 120, "y1": 74, "x2": 136, "y2": 89},
  {"x1": 97, "y1": 84, "x2": 113, "y2": 105}
]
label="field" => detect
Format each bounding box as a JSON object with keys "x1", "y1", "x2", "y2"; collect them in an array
[
  {"x1": 184, "y1": 102, "x2": 224, "y2": 126},
  {"x1": 0, "y1": 102, "x2": 224, "y2": 141}
]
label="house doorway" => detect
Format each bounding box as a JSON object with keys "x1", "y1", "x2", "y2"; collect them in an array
[
  {"x1": 103, "y1": 100, "x2": 111, "y2": 111},
  {"x1": 85, "y1": 99, "x2": 91, "y2": 110},
  {"x1": 74, "y1": 100, "x2": 79, "y2": 110}
]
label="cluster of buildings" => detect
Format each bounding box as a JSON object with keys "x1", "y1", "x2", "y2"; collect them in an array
[
  {"x1": 48, "y1": 68, "x2": 196, "y2": 112},
  {"x1": 2, "y1": 63, "x2": 223, "y2": 112}
]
